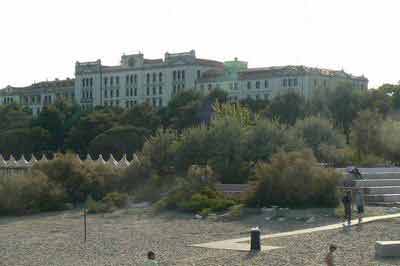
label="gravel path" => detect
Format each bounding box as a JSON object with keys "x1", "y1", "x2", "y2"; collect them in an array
[{"x1": 1, "y1": 208, "x2": 400, "y2": 265}]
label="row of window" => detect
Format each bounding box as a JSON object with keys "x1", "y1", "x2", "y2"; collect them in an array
[
  {"x1": 43, "y1": 95, "x2": 53, "y2": 104},
  {"x1": 81, "y1": 90, "x2": 93, "y2": 100},
  {"x1": 248, "y1": 80, "x2": 269, "y2": 90},
  {"x1": 146, "y1": 72, "x2": 163, "y2": 83},
  {"x1": 172, "y1": 83, "x2": 185, "y2": 94},
  {"x1": 146, "y1": 86, "x2": 163, "y2": 96},
  {"x1": 2, "y1": 97, "x2": 14, "y2": 104},
  {"x1": 104, "y1": 97, "x2": 163, "y2": 108},
  {"x1": 82, "y1": 78, "x2": 93, "y2": 88},
  {"x1": 173, "y1": 70, "x2": 185, "y2": 81}
]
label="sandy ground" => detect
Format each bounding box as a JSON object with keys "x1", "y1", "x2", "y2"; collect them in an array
[{"x1": 0, "y1": 207, "x2": 400, "y2": 266}]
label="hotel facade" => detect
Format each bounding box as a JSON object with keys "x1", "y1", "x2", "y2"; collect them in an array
[{"x1": 0, "y1": 50, "x2": 368, "y2": 115}]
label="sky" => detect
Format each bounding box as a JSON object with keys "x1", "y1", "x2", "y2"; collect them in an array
[{"x1": 0, "y1": 0, "x2": 399, "y2": 89}]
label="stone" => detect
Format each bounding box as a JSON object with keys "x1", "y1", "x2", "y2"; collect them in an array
[{"x1": 375, "y1": 241, "x2": 400, "y2": 257}]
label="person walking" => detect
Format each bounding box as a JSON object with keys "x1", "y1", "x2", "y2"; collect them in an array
[
  {"x1": 325, "y1": 244, "x2": 337, "y2": 266},
  {"x1": 342, "y1": 190, "x2": 352, "y2": 226},
  {"x1": 355, "y1": 189, "x2": 365, "y2": 224},
  {"x1": 144, "y1": 251, "x2": 159, "y2": 266}
]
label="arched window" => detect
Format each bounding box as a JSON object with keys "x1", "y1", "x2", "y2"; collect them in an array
[
  {"x1": 104, "y1": 77, "x2": 108, "y2": 87},
  {"x1": 181, "y1": 70, "x2": 185, "y2": 80},
  {"x1": 177, "y1": 71, "x2": 181, "y2": 80},
  {"x1": 110, "y1": 77, "x2": 114, "y2": 86},
  {"x1": 173, "y1": 71, "x2": 177, "y2": 81},
  {"x1": 159, "y1": 72, "x2": 162, "y2": 82},
  {"x1": 116, "y1": 76, "x2": 120, "y2": 85},
  {"x1": 152, "y1": 73, "x2": 156, "y2": 82},
  {"x1": 90, "y1": 78, "x2": 93, "y2": 87},
  {"x1": 146, "y1": 73, "x2": 150, "y2": 83},
  {"x1": 134, "y1": 74, "x2": 137, "y2": 83},
  {"x1": 126, "y1": 75, "x2": 129, "y2": 84},
  {"x1": 130, "y1": 75, "x2": 133, "y2": 84}
]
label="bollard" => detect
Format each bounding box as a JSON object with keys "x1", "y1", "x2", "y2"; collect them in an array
[{"x1": 250, "y1": 226, "x2": 261, "y2": 252}]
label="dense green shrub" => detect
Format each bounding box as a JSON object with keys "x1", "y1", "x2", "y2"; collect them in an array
[
  {"x1": 86, "y1": 192, "x2": 128, "y2": 214},
  {"x1": 0, "y1": 170, "x2": 67, "y2": 215},
  {"x1": 246, "y1": 150, "x2": 342, "y2": 208},
  {"x1": 35, "y1": 153, "x2": 120, "y2": 203},
  {"x1": 102, "y1": 192, "x2": 128, "y2": 208}
]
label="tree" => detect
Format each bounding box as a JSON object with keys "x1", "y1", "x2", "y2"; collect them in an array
[
  {"x1": 360, "y1": 89, "x2": 392, "y2": 118},
  {"x1": 327, "y1": 83, "x2": 363, "y2": 143},
  {"x1": 207, "y1": 117, "x2": 248, "y2": 183},
  {"x1": 378, "y1": 120, "x2": 400, "y2": 165},
  {"x1": 267, "y1": 92, "x2": 306, "y2": 125},
  {"x1": 213, "y1": 102, "x2": 256, "y2": 127},
  {"x1": 0, "y1": 104, "x2": 31, "y2": 132},
  {"x1": 175, "y1": 125, "x2": 210, "y2": 172},
  {"x1": 161, "y1": 90, "x2": 204, "y2": 131},
  {"x1": 244, "y1": 119, "x2": 304, "y2": 163},
  {"x1": 351, "y1": 110, "x2": 382, "y2": 159},
  {"x1": 377, "y1": 83, "x2": 400, "y2": 109},
  {"x1": 66, "y1": 109, "x2": 117, "y2": 154},
  {"x1": 0, "y1": 127, "x2": 51, "y2": 158},
  {"x1": 292, "y1": 116, "x2": 345, "y2": 159},
  {"x1": 121, "y1": 103, "x2": 161, "y2": 132},
  {"x1": 141, "y1": 129, "x2": 178, "y2": 177},
  {"x1": 33, "y1": 106, "x2": 64, "y2": 151},
  {"x1": 89, "y1": 126, "x2": 150, "y2": 160}
]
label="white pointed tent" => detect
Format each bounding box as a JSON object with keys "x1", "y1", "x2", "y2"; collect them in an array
[
  {"x1": 118, "y1": 154, "x2": 131, "y2": 168},
  {"x1": 107, "y1": 154, "x2": 119, "y2": 168},
  {"x1": 40, "y1": 154, "x2": 48, "y2": 163},
  {"x1": 8, "y1": 155, "x2": 18, "y2": 167},
  {"x1": 0, "y1": 154, "x2": 7, "y2": 167},
  {"x1": 76, "y1": 154, "x2": 82, "y2": 164},
  {"x1": 17, "y1": 155, "x2": 29, "y2": 167},
  {"x1": 29, "y1": 154, "x2": 38, "y2": 165},
  {"x1": 97, "y1": 154, "x2": 106, "y2": 165},
  {"x1": 85, "y1": 154, "x2": 93, "y2": 163}
]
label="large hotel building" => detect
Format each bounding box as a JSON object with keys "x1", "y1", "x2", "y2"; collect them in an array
[{"x1": 0, "y1": 50, "x2": 368, "y2": 115}]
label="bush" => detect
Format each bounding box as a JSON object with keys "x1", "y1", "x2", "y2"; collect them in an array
[
  {"x1": 178, "y1": 193, "x2": 235, "y2": 213},
  {"x1": 246, "y1": 150, "x2": 342, "y2": 208},
  {"x1": 102, "y1": 192, "x2": 128, "y2": 208},
  {"x1": 0, "y1": 170, "x2": 67, "y2": 215},
  {"x1": 34, "y1": 153, "x2": 120, "y2": 203},
  {"x1": 86, "y1": 196, "x2": 110, "y2": 214},
  {"x1": 228, "y1": 204, "x2": 245, "y2": 219}
]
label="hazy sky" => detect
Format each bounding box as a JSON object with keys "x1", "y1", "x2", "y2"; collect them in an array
[{"x1": 0, "y1": 0, "x2": 399, "y2": 89}]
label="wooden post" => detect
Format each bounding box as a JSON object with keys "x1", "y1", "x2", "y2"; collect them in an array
[{"x1": 83, "y1": 208, "x2": 87, "y2": 243}]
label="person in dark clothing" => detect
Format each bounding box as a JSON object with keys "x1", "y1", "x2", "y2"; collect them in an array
[
  {"x1": 350, "y1": 167, "x2": 362, "y2": 179},
  {"x1": 342, "y1": 190, "x2": 352, "y2": 226}
]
